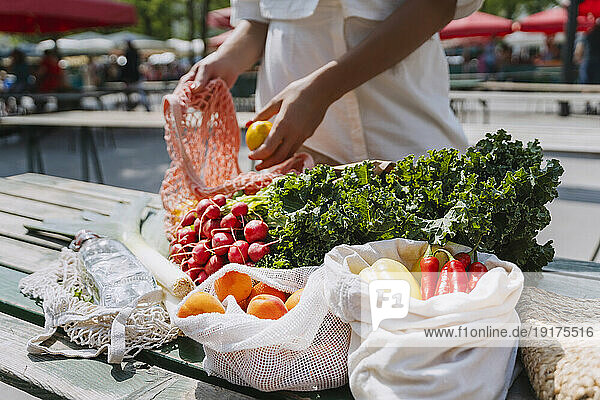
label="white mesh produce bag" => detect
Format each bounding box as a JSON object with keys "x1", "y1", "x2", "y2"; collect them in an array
[
  {"x1": 173, "y1": 263, "x2": 351, "y2": 392},
  {"x1": 322, "y1": 238, "x2": 524, "y2": 400}
]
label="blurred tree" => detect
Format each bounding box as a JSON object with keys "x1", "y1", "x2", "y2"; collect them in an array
[{"x1": 481, "y1": 0, "x2": 559, "y2": 19}]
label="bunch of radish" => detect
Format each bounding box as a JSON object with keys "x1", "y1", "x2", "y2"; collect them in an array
[{"x1": 169, "y1": 194, "x2": 273, "y2": 285}]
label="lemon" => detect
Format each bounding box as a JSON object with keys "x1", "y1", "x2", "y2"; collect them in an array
[{"x1": 245, "y1": 121, "x2": 272, "y2": 151}]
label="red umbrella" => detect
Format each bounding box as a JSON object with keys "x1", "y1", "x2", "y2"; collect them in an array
[
  {"x1": 440, "y1": 11, "x2": 513, "y2": 39},
  {"x1": 580, "y1": 0, "x2": 600, "y2": 17},
  {"x1": 0, "y1": 0, "x2": 136, "y2": 34},
  {"x1": 517, "y1": 7, "x2": 595, "y2": 34},
  {"x1": 207, "y1": 7, "x2": 232, "y2": 30}
]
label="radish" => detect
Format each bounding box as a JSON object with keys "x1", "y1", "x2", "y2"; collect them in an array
[
  {"x1": 205, "y1": 255, "x2": 225, "y2": 275},
  {"x1": 187, "y1": 266, "x2": 203, "y2": 282},
  {"x1": 201, "y1": 219, "x2": 221, "y2": 239},
  {"x1": 248, "y1": 241, "x2": 270, "y2": 262},
  {"x1": 193, "y1": 217, "x2": 202, "y2": 233},
  {"x1": 221, "y1": 213, "x2": 241, "y2": 229},
  {"x1": 180, "y1": 258, "x2": 191, "y2": 272},
  {"x1": 170, "y1": 243, "x2": 186, "y2": 264},
  {"x1": 192, "y1": 240, "x2": 211, "y2": 264},
  {"x1": 228, "y1": 240, "x2": 249, "y2": 264},
  {"x1": 231, "y1": 202, "x2": 248, "y2": 217},
  {"x1": 204, "y1": 205, "x2": 221, "y2": 220},
  {"x1": 212, "y1": 232, "x2": 234, "y2": 256},
  {"x1": 195, "y1": 270, "x2": 208, "y2": 285},
  {"x1": 177, "y1": 227, "x2": 197, "y2": 246},
  {"x1": 244, "y1": 220, "x2": 268, "y2": 243},
  {"x1": 196, "y1": 198, "x2": 212, "y2": 214},
  {"x1": 181, "y1": 210, "x2": 197, "y2": 227},
  {"x1": 212, "y1": 194, "x2": 226, "y2": 207}
]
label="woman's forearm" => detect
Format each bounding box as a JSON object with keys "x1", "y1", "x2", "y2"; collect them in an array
[
  {"x1": 215, "y1": 19, "x2": 268, "y2": 75},
  {"x1": 313, "y1": 0, "x2": 457, "y2": 104}
]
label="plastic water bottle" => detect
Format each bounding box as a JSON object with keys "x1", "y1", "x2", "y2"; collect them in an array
[{"x1": 70, "y1": 230, "x2": 158, "y2": 308}]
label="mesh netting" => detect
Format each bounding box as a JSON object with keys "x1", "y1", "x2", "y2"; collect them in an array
[
  {"x1": 160, "y1": 79, "x2": 314, "y2": 234},
  {"x1": 173, "y1": 264, "x2": 351, "y2": 392}
]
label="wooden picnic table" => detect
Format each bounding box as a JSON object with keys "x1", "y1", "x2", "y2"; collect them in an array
[{"x1": 0, "y1": 173, "x2": 598, "y2": 399}]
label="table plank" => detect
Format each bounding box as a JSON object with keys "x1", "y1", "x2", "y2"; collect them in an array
[
  {"x1": 0, "y1": 311, "x2": 254, "y2": 400},
  {"x1": 7, "y1": 174, "x2": 162, "y2": 210},
  {"x1": 0, "y1": 178, "x2": 119, "y2": 216},
  {"x1": 0, "y1": 236, "x2": 59, "y2": 273}
]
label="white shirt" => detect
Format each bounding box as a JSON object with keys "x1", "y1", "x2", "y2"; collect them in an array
[{"x1": 231, "y1": 0, "x2": 483, "y2": 164}]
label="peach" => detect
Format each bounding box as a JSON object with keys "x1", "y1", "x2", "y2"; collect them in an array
[
  {"x1": 214, "y1": 271, "x2": 253, "y2": 302},
  {"x1": 249, "y1": 282, "x2": 289, "y2": 303},
  {"x1": 246, "y1": 294, "x2": 288, "y2": 320},
  {"x1": 284, "y1": 288, "x2": 304, "y2": 311},
  {"x1": 177, "y1": 292, "x2": 225, "y2": 318}
]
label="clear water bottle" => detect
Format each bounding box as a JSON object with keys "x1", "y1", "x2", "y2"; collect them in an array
[{"x1": 70, "y1": 230, "x2": 158, "y2": 308}]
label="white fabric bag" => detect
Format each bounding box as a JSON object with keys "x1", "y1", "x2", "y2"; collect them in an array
[
  {"x1": 173, "y1": 264, "x2": 351, "y2": 392},
  {"x1": 322, "y1": 238, "x2": 523, "y2": 400}
]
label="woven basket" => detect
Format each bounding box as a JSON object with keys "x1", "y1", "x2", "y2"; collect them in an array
[{"x1": 516, "y1": 286, "x2": 600, "y2": 400}]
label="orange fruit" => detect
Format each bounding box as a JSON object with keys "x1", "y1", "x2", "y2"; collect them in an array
[
  {"x1": 238, "y1": 295, "x2": 251, "y2": 312},
  {"x1": 247, "y1": 294, "x2": 288, "y2": 320},
  {"x1": 284, "y1": 288, "x2": 304, "y2": 311},
  {"x1": 177, "y1": 292, "x2": 225, "y2": 318},
  {"x1": 245, "y1": 121, "x2": 272, "y2": 150},
  {"x1": 214, "y1": 271, "x2": 253, "y2": 302},
  {"x1": 249, "y1": 282, "x2": 289, "y2": 303}
]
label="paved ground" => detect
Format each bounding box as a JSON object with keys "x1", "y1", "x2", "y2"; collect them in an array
[{"x1": 0, "y1": 109, "x2": 599, "y2": 262}]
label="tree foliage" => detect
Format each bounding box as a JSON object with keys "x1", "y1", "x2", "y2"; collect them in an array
[{"x1": 481, "y1": 0, "x2": 559, "y2": 19}]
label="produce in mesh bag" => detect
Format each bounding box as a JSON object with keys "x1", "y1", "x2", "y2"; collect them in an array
[
  {"x1": 160, "y1": 79, "x2": 313, "y2": 234},
  {"x1": 173, "y1": 264, "x2": 351, "y2": 391}
]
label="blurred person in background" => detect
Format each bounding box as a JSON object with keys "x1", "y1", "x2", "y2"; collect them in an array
[
  {"x1": 122, "y1": 41, "x2": 150, "y2": 111},
  {"x1": 182, "y1": 0, "x2": 484, "y2": 168},
  {"x1": 9, "y1": 49, "x2": 29, "y2": 92},
  {"x1": 36, "y1": 49, "x2": 63, "y2": 93},
  {"x1": 579, "y1": 22, "x2": 600, "y2": 84}
]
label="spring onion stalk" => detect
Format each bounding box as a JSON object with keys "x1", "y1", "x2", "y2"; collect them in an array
[{"x1": 120, "y1": 196, "x2": 195, "y2": 299}]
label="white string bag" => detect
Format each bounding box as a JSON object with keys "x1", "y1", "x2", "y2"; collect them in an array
[
  {"x1": 322, "y1": 238, "x2": 523, "y2": 400},
  {"x1": 173, "y1": 264, "x2": 351, "y2": 392},
  {"x1": 19, "y1": 248, "x2": 180, "y2": 364}
]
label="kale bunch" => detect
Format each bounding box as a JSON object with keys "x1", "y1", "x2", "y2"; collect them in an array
[{"x1": 257, "y1": 130, "x2": 563, "y2": 272}]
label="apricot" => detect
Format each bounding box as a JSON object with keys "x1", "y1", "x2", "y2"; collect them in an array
[
  {"x1": 284, "y1": 288, "x2": 304, "y2": 311},
  {"x1": 177, "y1": 292, "x2": 225, "y2": 318},
  {"x1": 238, "y1": 295, "x2": 251, "y2": 312},
  {"x1": 214, "y1": 271, "x2": 253, "y2": 302},
  {"x1": 249, "y1": 282, "x2": 289, "y2": 303},
  {"x1": 247, "y1": 294, "x2": 288, "y2": 320}
]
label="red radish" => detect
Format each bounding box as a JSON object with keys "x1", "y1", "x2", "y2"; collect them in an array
[
  {"x1": 204, "y1": 205, "x2": 221, "y2": 220},
  {"x1": 192, "y1": 240, "x2": 211, "y2": 264},
  {"x1": 231, "y1": 202, "x2": 248, "y2": 217},
  {"x1": 205, "y1": 255, "x2": 225, "y2": 275},
  {"x1": 196, "y1": 198, "x2": 212, "y2": 214},
  {"x1": 177, "y1": 227, "x2": 197, "y2": 246},
  {"x1": 170, "y1": 243, "x2": 186, "y2": 264},
  {"x1": 181, "y1": 210, "x2": 197, "y2": 227},
  {"x1": 188, "y1": 256, "x2": 203, "y2": 269},
  {"x1": 201, "y1": 219, "x2": 221, "y2": 239},
  {"x1": 181, "y1": 258, "x2": 191, "y2": 272},
  {"x1": 221, "y1": 213, "x2": 241, "y2": 229},
  {"x1": 193, "y1": 217, "x2": 202, "y2": 233},
  {"x1": 244, "y1": 220, "x2": 268, "y2": 243},
  {"x1": 188, "y1": 267, "x2": 202, "y2": 282},
  {"x1": 212, "y1": 194, "x2": 226, "y2": 207},
  {"x1": 228, "y1": 240, "x2": 249, "y2": 264},
  {"x1": 248, "y1": 242, "x2": 270, "y2": 262},
  {"x1": 212, "y1": 232, "x2": 234, "y2": 256},
  {"x1": 195, "y1": 270, "x2": 208, "y2": 284}
]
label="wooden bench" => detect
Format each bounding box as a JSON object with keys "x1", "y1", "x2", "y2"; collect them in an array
[{"x1": 0, "y1": 173, "x2": 598, "y2": 399}]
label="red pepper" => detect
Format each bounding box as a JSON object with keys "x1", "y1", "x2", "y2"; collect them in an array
[
  {"x1": 433, "y1": 249, "x2": 468, "y2": 296},
  {"x1": 467, "y1": 261, "x2": 488, "y2": 293},
  {"x1": 454, "y1": 252, "x2": 471, "y2": 269},
  {"x1": 420, "y1": 245, "x2": 439, "y2": 300}
]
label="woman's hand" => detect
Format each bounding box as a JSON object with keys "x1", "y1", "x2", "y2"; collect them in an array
[
  {"x1": 249, "y1": 69, "x2": 335, "y2": 170},
  {"x1": 180, "y1": 52, "x2": 240, "y2": 91}
]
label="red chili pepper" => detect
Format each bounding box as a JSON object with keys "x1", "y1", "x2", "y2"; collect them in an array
[
  {"x1": 467, "y1": 261, "x2": 488, "y2": 293},
  {"x1": 433, "y1": 249, "x2": 468, "y2": 296},
  {"x1": 454, "y1": 252, "x2": 471, "y2": 270},
  {"x1": 420, "y1": 245, "x2": 439, "y2": 300}
]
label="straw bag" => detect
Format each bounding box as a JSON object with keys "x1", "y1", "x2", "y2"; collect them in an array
[
  {"x1": 173, "y1": 264, "x2": 351, "y2": 392},
  {"x1": 517, "y1": 287, "x2": 600, "y2": 400},
  {"x1": 19, "y1": 249, "x2": 179, "y2": 364}
]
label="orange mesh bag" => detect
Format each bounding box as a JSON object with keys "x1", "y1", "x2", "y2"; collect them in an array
[{"x1": 161, "y1": 79, "x2": 313, "y2": 232}]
